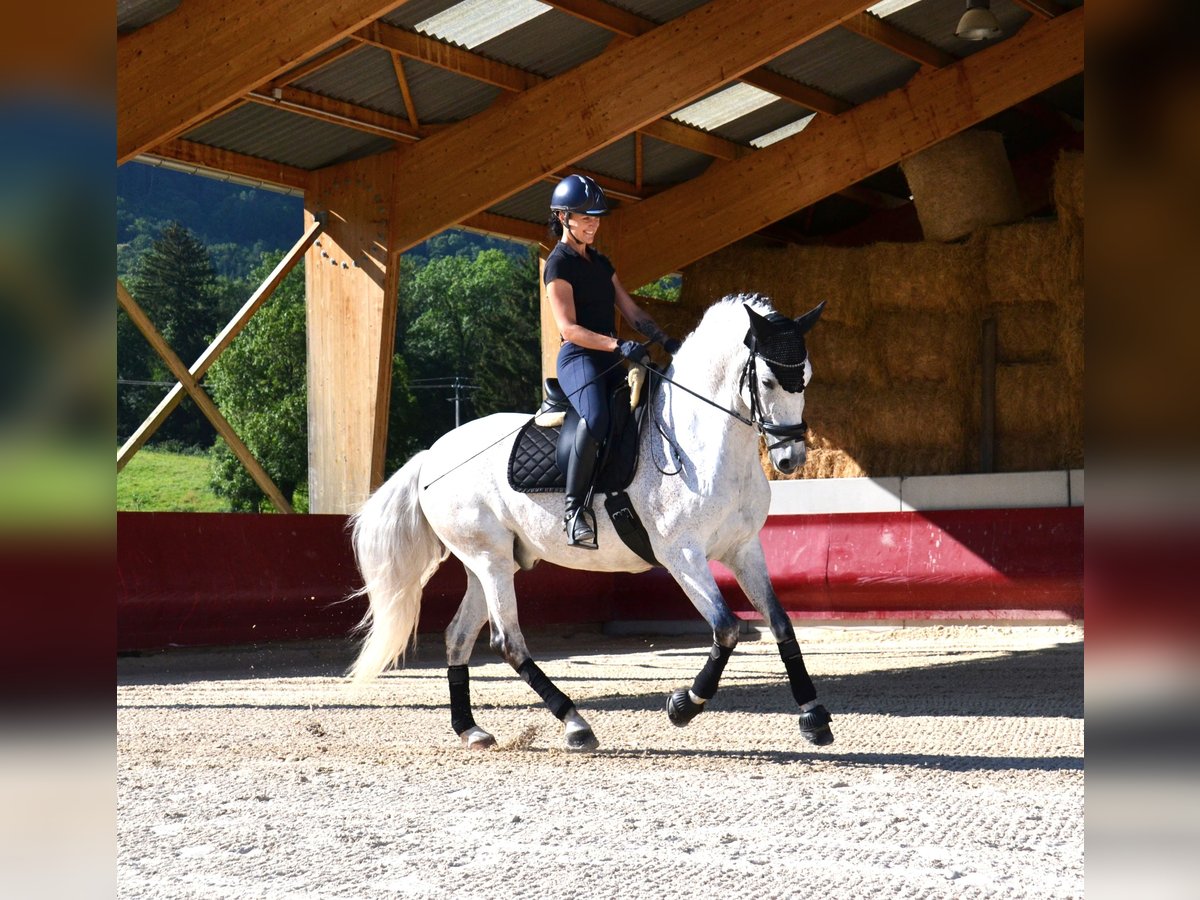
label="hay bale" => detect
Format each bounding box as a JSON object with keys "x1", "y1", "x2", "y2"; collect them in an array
[
  {"x1": 1053, "y1": 150, "x2": 1084, "y2": 225},
  {"x1": 984, "y1": 222, "x2": 1076, "y2": 305},
  {"x1": 682, "y1": 243, "x2": 870, "y2": 328},
  {"x1": 807, "y1": 384, "x2": 970, "y2": 451},
  {"x1": 900, "y1": 130, "x2": 1023, "y2": 241},
  {"x1": 870, "y1": 311, "x2": 976, "y2": 384},
  {"x1": 782, "y1": 246, "x2": 871, "y2": 327},
  {"x1": 994, "y1": 436, "x2": 1073, "y2": 473},
  {"x1": 990, "y1": 303, "x2": 1060, "y2": 363},
  {"x1": 867, "y1": 240, "x2": 984, "y2": 313},
  {"x1": 994, "y1": 363, "x2": 1070, "y2": 438},
  {"x1": 806, "y1": 321, "x2": 881, "y2": 388}
]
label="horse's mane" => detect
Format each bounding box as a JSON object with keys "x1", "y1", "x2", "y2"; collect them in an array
[{"x1": 679, "y1": 292, "x2": 775, "y2": 359}]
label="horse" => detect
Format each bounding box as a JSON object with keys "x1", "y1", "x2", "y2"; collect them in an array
[{"x1": 347, "y1": 292, "x2": 834, "y2": 751}]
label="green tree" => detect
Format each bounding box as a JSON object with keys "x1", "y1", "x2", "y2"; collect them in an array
[
  {"x1": 205, "y1": 253, "x2": 308, "y2": 512},
  {"x1": 399, "y1": 248, "x2": 540, "y2": 447},
  {"x1": 119, "y1": 222, "x2": 221, "y2": 448}
]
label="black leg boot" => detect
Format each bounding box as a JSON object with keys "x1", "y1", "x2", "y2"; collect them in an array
[{"x1": 564, "y1": 426, "x2": 599, "y2": 549}]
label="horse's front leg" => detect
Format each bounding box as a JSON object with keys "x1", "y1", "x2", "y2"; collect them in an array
[
  {"x1": 720, "y1": 538, "x2": 834, "y2": 746},
  {"x1": 470, "y1": 556, "x2": 599, "y2": 751},
  {"x1": 660, "y1": 546, "x2": 743, "y2": 728}
]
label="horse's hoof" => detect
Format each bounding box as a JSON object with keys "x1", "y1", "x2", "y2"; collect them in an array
[
  {"x1": 460, "y1": 726, "x2": 497, "y2": 751},
  {"x1": 666, "y1": 688, "x2": 704, "y2": 727},
  {"x1": 798, "y1": 704, "x2": 834, "y2": 746},
  {"x1": 565, "y1": 727, "x2": 599, "y2": 751}
]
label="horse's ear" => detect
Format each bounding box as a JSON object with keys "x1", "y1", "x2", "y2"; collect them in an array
[
  {"x1": 794, "y1": 300, "x2": 827, "y2": 336},
  {"x1": 744, "y1": 303, "x2": 771, "y2": 338}
]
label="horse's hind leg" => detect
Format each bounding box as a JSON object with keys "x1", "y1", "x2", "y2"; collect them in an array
[
  {"x1": 659, "y1": 547, "x2": 743, "y2": 728},
  {"x1": 469, "y1": 555, "x2": 599, "y2": 751},
  {"x1": 445, "y1": 572, "x2": 496, "y2": 750},
  {"x1": 721, "y1": 539, "x2": 834, "y2": 746}
]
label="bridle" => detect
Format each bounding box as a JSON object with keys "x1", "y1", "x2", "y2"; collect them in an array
[
  {"x1": 648, "y1": 333, "x2": 809, "y2": 461},
  {"x1": 737, "y1": 338, "x2": 809, "y2": 451}
]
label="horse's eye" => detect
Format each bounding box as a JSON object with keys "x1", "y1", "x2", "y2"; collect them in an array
[{"x1": 761, "y1": 377, "x2": 775, "y2": 390}]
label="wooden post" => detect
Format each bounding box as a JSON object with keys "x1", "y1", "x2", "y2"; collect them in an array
[
  {"x1": 305, "y1": 152, "x2": 400, "y2": 513},
  {"x1": 538, "y1": 252, "x2": 559, "y2": 392},
  {"x1": 981, "y1": 317, "x2": 996, "y2": 473}
]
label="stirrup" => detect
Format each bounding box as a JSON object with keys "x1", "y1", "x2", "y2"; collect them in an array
[{"x1": 565, "y1": 506, "x2": 598, "y2": 549}]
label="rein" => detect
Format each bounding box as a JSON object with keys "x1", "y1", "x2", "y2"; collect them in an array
[{"x1": 652, "y1": 345, "x2": 809, "y2": 454}]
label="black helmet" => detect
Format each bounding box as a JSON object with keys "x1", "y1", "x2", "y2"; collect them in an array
[{"x1": 550, "y1": 174, "x2": 609, "y2": 216}]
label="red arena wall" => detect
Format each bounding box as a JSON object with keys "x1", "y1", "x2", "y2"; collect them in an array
[{"x1": 118, "y1": 472, "x2": 1082, "y2": 651}]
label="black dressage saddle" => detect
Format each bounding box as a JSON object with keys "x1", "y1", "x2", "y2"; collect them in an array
[{"x1": 507, "y1": 367, "x2": 662, "y2": 565}]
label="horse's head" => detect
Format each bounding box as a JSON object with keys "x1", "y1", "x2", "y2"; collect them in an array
[{"x1": 742, "y1": 299, "x2": 826, "y2": 475}]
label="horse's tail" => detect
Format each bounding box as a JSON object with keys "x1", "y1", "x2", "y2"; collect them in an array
[{"x1": 347, "y1": 450, "x2": 447, "y2": 684}]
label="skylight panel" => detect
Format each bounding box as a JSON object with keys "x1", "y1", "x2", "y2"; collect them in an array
[
  {"x1": 866, "y1": 0, "x2": 925, "y2": 17},
  {"x1": 750, "y1": 113, "x2": 817, "y2": 149},
  {"x1": 415, "y1": 0, "x2": 550, "y2": 49},
  {"x1": 670, "y1": 83, "x2": 780, "y2": 132}
]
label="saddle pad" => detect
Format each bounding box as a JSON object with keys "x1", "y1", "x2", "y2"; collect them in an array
[{"x1": 508, "y1": 419, "x2": 564, "y2": 493}]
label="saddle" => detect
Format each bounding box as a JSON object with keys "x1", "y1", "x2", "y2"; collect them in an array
[{"x1": 508, "y1": 366, "x2": 662, "y2": 566}]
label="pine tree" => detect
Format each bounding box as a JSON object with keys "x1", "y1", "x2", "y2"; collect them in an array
[{"x1": 119, "y1": 222, "x2": 220, "y2": 448}]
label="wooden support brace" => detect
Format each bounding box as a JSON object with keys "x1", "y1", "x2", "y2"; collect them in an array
[
  {"x1": 118, "y1": 220, "x2": 323, "y2": 472},
  {"x1": 117, "y1": 280, "x2": 295, "y2": 513}
]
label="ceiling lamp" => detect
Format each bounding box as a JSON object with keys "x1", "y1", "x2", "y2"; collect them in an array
[{"x1": 956, "y1": 0, "x2": 1001, "y2": 41}]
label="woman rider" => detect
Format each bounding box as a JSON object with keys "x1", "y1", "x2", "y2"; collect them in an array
[{"x1": 544, "y1": 174, "x2": 682, "y2": 548}]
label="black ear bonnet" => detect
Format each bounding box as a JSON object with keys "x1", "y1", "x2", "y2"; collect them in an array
[{"x1": 742, "y1": 300, "x2": 825, "y2": 392}]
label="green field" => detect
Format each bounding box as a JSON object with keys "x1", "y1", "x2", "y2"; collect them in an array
[{"x1": 117, "y1": 448, "x2": 229, "y2": 512}]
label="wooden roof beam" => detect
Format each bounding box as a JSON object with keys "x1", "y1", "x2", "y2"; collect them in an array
[
  {"x1": 386, "y1": 0, "x2": 875, "y2": 254},
  {"x1": 355, "y1": 21, "x2": 542, "y2": 92},
  {"x1": 1011, "y1": 0, "x2": 1065, "y2": 18},
  {"x1": 246, "y1": 86, "x2": 423, "y2": 142},
  {"x1": 607, "y1": 7, "x2": 1085, "y2": 289},
  {"x1": 544, "y1": 0, "x2": 850, "y2": 116},
  {"x1": 118, "y1": 0, "x2": 407, "y2": 164},
  {"x1": 356, "y1": 20, "x2": 751, "y2": 160},
  {"x1": 840, "y1": 11, "x2": 956, "y2": 68},
  {"x1": 142, "y1": 139, "x2": 311, "y2": 193}
]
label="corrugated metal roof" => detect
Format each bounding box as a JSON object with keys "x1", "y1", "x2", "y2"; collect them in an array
[
  {"x1": 608, "y1": 0, "x2": 707, "y2": 24},
  {"x1": 487, "y1": 183, "x2": 555, "y2": 224},
  {"x1": 184, "y1": 104, "x2": 393, "y2": 171},
  {"x1": 383, "y1": 0, "x2": 465, "y2": 31},
  {"x1": 640, "y1": 137, "x2": 714, "y2": 187},
  {"x1": 709, "y1": 99, "x2": 809, "y2": 147},
  {"x1": 295, "y1": 46, "x2": 409, "y2": 119},
  {"x1": 117, "y1": 0, "x2": 178, "y2": 34},
  {"x1": 400, "y1": 62, "x2": 502, "y2": 125},
  {"x1": 474, "y1": 9, "x2": 615, "y2": 79},
  {"x1": 134, "y1": 0, "x2": 1081, "y2": 247},
  {"x1": 768, "y1": 27, "x2": 919, "y2": 107},
  {"x1": 576, "y1": 138, "x2": 636, "y2": 185},
  {"x1": 414, "y1": 0, "x2": 551, "y2": 49}
]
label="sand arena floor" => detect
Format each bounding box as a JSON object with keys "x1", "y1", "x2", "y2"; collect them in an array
[{"x1": 118, "y1": 624, "x2": 1083, "y2": 899}]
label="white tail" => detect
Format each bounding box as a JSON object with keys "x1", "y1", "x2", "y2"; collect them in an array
[{"x1": 347, "y1": 451, "x2": 448, "y2": 683}]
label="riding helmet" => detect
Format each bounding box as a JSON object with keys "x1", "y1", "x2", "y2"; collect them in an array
[{"x1": 550, "y1": 174, "x2": 609, "y2": 216}]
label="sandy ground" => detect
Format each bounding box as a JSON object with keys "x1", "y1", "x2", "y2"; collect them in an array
[{"x1": 118, "y1": 624, "x2": 1083, "y2": 899}]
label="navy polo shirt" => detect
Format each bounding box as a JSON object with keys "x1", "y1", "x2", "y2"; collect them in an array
[{"x1": 544, "y1": 242, "x2": 617, "y2": 336}]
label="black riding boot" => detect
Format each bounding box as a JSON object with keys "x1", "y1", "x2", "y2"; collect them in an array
[{"x1": 564, "y1": 426, "x2": 599, "y2": 549}]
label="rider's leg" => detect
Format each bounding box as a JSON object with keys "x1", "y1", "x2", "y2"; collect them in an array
[
  {"x1": 564, "y1": 423, "x2": 599, "y2": 548},
  {"x1": 556, "y1": 348, "x2": 613, "y2": 549}
]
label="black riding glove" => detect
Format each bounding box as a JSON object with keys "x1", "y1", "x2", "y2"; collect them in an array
[
  {"x1": 662, "y1": 337, "x2": 682, "y2": 355},
  {"x1": 616, "y1": 339, "x2": 649, "y2": 365}
]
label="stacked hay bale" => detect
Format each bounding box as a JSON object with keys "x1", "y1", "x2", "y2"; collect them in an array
[{"x1": 677, "y1": 149, "x2": 1084, "y2": 480}]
